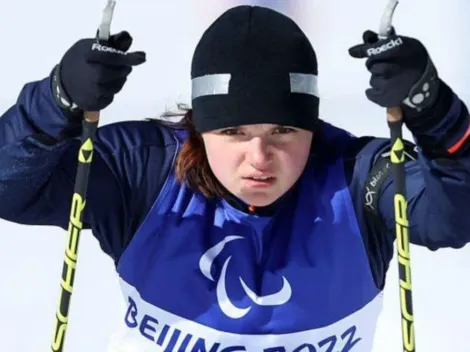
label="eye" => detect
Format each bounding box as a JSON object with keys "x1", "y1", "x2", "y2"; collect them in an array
[
  {"x1": 273, "y1": 126, "x2": 296, "y2": 134},
  {"x1": 219, "y1": 128, "x2": 242, "y2": 136}
]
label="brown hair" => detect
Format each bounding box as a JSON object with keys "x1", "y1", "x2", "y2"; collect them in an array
[{"x1": 158, "y1": 104, "x2": 227, "y2": 198}]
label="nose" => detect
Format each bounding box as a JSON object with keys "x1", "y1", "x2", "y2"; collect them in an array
[{"x1": 246, "y1": 137, "x2": 272, "y2": 169}]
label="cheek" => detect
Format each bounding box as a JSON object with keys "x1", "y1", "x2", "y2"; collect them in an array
[
  {"x1": 205, "y1": 142, "x2": 240, "y2": 182},
  {"x1": 280, "y1": 138, "x2": 311, "y2": 169}
]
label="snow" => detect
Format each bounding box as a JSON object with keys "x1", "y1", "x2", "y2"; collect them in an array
[{"x1": 0, "y1": 0, "x2": 469, "y2": 351}]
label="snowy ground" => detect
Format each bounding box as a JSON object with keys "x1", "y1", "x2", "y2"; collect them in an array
[{"x1": 0, "y1": 0, "x2": 469, "y2": 351}]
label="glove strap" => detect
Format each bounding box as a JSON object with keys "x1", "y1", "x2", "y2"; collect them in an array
[
  {"x1": 402, "y1": 58, "x2": 439, "y2": 113},
  {"x1": 51, "y1": 64, "x2": 80, "y2": 113}
]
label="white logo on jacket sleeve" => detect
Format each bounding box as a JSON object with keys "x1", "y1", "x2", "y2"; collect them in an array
[{"x1": 199, "y1": 235, "x2": 292, "y2": 319}]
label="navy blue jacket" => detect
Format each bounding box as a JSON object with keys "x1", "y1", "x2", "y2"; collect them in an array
[{"x1": 1, "y1": 73, "x2": 470, "y2": 290}]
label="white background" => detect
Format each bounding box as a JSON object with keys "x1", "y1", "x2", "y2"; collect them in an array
[{"x1": 0, "y1": 0, "x2": 469, "y2": 351}]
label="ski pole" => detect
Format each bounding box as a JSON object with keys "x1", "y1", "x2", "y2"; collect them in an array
[
  {"x1": 378, "y1": 1, "x2": 416, "y2": 351},
  {"x1": 50, "y1": 1, "x2": 116, "y2": 351}
]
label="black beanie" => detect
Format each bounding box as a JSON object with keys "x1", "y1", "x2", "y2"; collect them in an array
[{"x1": 190, "y1": 5, "x2": 319, "y2": 133}]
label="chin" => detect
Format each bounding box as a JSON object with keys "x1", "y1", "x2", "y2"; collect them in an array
[{"x1": 238, "y1": 189, "x2": 284, "y2": 207}]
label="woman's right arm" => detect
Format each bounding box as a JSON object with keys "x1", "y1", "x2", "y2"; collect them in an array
[
  {"x1": 0, "y1": 75, "x2": 90, "y2": 227},
  {"x1": 0, "y1": 75, "x2": 176, "y2": 265},
  {"x1": 0, "y1": 30, "x2": 176, "y2": 263}
]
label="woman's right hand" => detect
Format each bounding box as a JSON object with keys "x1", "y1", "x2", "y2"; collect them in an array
[{"x1": 53, "y1": 31, "x2": 146, "y2": 113}]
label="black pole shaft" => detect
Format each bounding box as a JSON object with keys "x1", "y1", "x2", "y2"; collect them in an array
[
  {"x1": 388, "y1": 118, "x2": 416, "y2": 352},
  {"x1": 50, "y1": 117, "x2": 99, "y2": 352}
]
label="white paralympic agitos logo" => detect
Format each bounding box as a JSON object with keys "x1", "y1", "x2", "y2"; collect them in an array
[{"x1": 198, "y1": 235, "x2": 292, "y2": 319}]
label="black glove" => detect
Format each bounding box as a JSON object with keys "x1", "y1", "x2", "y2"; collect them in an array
[
  {"x1": 348, "y1": 29, "x2": 440, "y2": 118},
  {"x1": 52, "y1": 31, "x2": 146, "y2": 113}
]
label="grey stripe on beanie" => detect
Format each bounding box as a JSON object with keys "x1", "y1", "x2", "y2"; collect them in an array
[
  {"x1": 289, "y1": 73, "x2": 319, "y2": 98},
  {"x1": 192, "y1": 74, "x2": 231, "y2": 100},
  {"x1": 192, "y1": 73, "x2": 319, "y2": 100}
]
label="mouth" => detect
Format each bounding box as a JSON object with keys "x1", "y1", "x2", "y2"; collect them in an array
[
  {"x1": 247, "y1": 176, "x2": 272, "y2": 181},
  {"x1": 242, "y1": 175, "x2": 276, "y2": 186}
]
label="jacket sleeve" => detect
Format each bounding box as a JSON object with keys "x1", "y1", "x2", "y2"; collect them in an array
[
  {"x1": 0, "y1": 73, "x2": 177, "y2": 263},
  {"x1": 377, "y1": 83, "x2": 470, "y2": 250},
  {"x1": 345, "y1": 81, "x2": 470, "y2": 289}
]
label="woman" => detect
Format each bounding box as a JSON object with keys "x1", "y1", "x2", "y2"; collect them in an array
[{"x1": 1, "y1": 5, "x2": 469, "y2": 351}]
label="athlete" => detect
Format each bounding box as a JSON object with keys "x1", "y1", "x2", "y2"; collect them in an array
[{"x1": 1, "y1": 5, "x2": 470, "y2": 351}]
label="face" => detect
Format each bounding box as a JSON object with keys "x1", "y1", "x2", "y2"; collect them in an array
[{"x1": 202, "y1": 124, "x2": 313, "y2": 207}]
